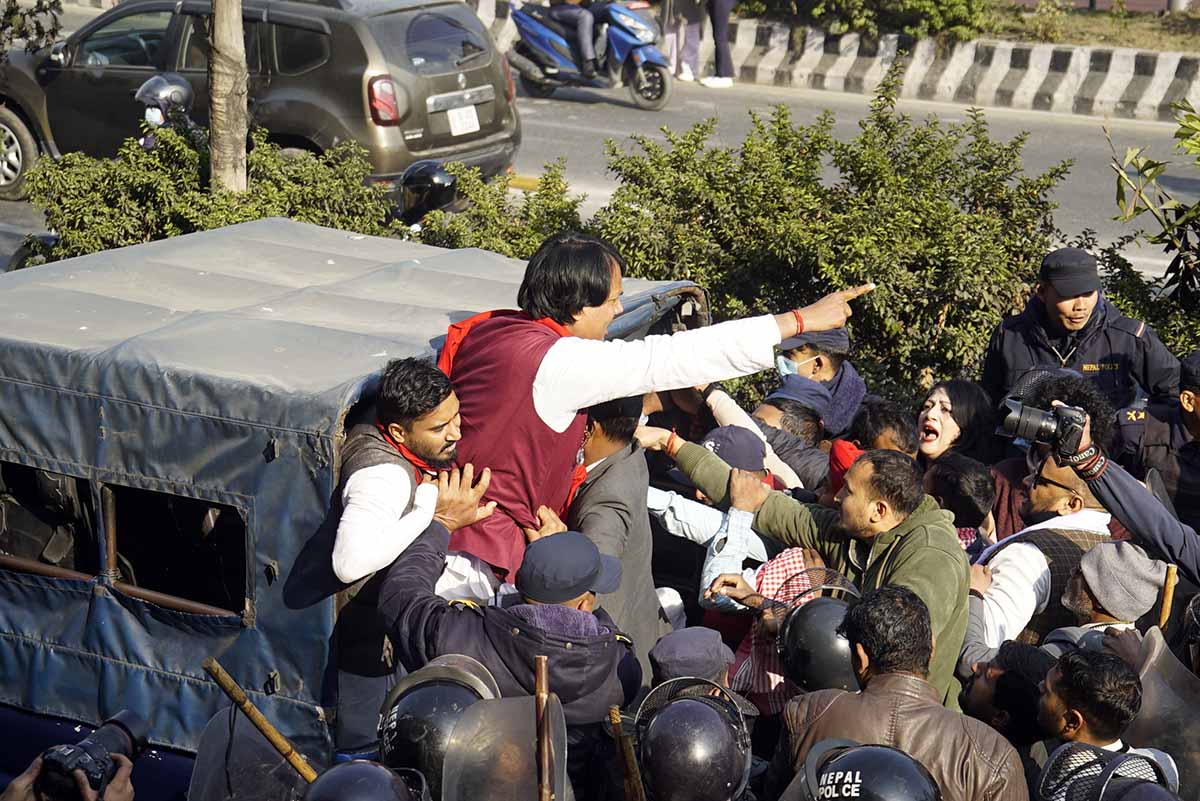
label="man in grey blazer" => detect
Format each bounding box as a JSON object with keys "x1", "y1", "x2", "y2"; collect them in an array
[{"x1": 526, "y1": 396, "x2": 673, "y2": 683}]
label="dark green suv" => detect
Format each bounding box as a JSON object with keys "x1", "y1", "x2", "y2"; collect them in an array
[{"x1": 0, "y1": 0, "x2": 521, "y2": 200}]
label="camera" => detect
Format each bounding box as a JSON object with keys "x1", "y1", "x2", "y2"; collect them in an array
[
  {"x1": 34, "y1": 710, "x2": 147, "y2": 801},
  {"x1": 999, "y1": 398, "x2": 1087, "y2": 460}
]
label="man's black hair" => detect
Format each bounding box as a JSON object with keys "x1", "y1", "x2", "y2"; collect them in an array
[
  {"x1": 1182, "y1": 349, "x2": 1200, "y2": 394},
  {"x1": 587, "y1": 397, "x2": 639, "y2": 445},
  {"x1": 1054, "y1": 649, "x2": 1142, "y2": 742},
  {"x1": 925, "y1": 452, "x2": 996, "y2": 528},
  {"x1": 760, "y1": 398, "x2": 822, "y2": 446},
  {"x1": 517, "y1": 231, "x2": 625, "y2": 326},
  {"x1": 847, "y1": 399, "x2": 919, "y2": 454},
  {"x1": 858, "y1": 450, "x2": 925, "y2": 518},
  {"x1": 837, "y1": 586, "x2": 932, "y2": 677},
  {"x1": 1028, "y1": 374, "x2": 1117, "y2": 451},
  {"x1": 927, "y1": 379, "x2": 1001, "y2": 464},
  {"x1": 376, "y1": 357, "x2": 453, "y2": 428},
  {"x1": 994, "y1": 671, "x2": 1045, "y2": 746}
]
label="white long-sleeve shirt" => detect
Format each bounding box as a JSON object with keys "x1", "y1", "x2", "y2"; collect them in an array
[
  {"x1": 332, "y1": 463, "x2": 438, "y2": 584},
  {"x1": 977, "y1": 509, "x2": 1112, "y2": 647},
  {"x1": 532, "y1": 314, "x2": 781, "y2": 432}
]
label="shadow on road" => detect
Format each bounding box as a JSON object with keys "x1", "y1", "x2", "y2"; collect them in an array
[{"x1": 516, "y1": 82, "x2": 647, "y2": 111}]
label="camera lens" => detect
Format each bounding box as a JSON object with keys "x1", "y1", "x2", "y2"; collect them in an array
[{"x1": 1001, "y1": 399, "x2": 1060, "y2": 445}]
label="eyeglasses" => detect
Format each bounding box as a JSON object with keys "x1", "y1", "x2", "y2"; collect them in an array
[{"x1": 1027, "y1": 455, "x2": 1079, "y2": 495}]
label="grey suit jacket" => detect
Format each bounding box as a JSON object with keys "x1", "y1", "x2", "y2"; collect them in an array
[{"x1": 569, "y1": 442, "x2": 672, "y2": 685}]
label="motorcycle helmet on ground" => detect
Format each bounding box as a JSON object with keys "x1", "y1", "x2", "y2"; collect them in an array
[
  {"x1": 774, "y1": 568, "x2": 861, "y2": 692},
  {"x1": 781, "y1": 740, "x2": 941, "y2": 801},
  {"x1": 377, "y1": 655, "x2": 500, "y2": 801},
  {"x1": 634, "y1": 678, "x2": 752, "y2": 801},
  {"x1": 305, "y1": 760, "x2": 428, "y2": 801}
]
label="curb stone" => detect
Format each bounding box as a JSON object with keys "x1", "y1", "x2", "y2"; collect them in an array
[
  {"x1": 467, "y1": 0, "x2": 1199, "y2": 120},
  {"x1": 50, "y1": 0, "x2": 1200, "y2": 120}
]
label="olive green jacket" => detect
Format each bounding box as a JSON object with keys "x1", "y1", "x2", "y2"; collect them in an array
[{"x1": 675, "y1": 442, "x2": 970, "y2": 709}]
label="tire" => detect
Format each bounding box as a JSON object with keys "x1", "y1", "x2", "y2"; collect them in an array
[
  {"x1": 624, "y1": 62, "x2": 671, "y2": 111},
  {"x1": 520, "y1": 74, "x2": 556, "y2": 99},
  {"x1": 0, "y1": 105, "x2": 38, "y2": 202}
]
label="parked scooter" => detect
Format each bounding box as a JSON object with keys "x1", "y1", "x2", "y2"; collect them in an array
[{"x1": 506, "y1": 0, "x2": 672, "y2": 110}]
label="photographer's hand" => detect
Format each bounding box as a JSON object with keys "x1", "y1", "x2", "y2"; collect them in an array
[
  {"x1": 1051, "y1": 400, "x2": 1094, "y2": 453},
  {"x1": 2, "y1": 757, "x2": 41, "y2": 801},
  {"x1": 75, "y1": 755, "x2": 133, "y2": 801}
]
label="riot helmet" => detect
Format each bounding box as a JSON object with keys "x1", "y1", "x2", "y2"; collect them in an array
[
  {"x1": 634, "y1": 678, "x2": 751, "y2": 801},
  {"x1": 782, "y1": 740, "x2": 941, "y2": 801},
  {"x1": 774, "y1": 569, "x2": 861, "y2": 693},
  {"x1": 134, "y1": 73, "x2": 194, "y2": 114},
  {"x1": 304, "y1": 761, "x2": 428, "y2": 801},
  {"x1": 378, "y1": 655, "x2": 500, "y2": 801},
  {"x1": 1038, "y1": 743, "x2": 1177, "y2": 801}
]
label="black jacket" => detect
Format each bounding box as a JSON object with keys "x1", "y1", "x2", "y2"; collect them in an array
[
  {"x1": 376, "y1": 521, "x2": 639, "y2": 726},
  {"x1": 980, "y1": 295, "x2": 1179, "y2": 409},
  {"x1": 1113, "y1": 404, "x2": 1200, "y2": 531}
]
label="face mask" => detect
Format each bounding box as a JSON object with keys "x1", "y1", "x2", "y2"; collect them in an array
[
  {"x1": 638, "y1": 414, "x2": 649, "y2": 427},
  {"x1": 775, "y1": 354, "x2": 818, "y2": 379},
  {"x1": 144, "y1": 107, "x2": 165, "y2": 127}
]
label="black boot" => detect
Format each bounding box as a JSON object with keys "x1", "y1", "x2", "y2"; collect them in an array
[{"x1": 581, "y1": 58, "x2": 597, "y2": 79}]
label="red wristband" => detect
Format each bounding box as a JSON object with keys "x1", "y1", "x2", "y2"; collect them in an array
[{"x1": 792, "y1": 309, "x2": 805, "y2": 335}]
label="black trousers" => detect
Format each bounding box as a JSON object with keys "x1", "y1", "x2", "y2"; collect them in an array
[{"x1": 708, "y1": 0, "x2": 735, "y2": 77}]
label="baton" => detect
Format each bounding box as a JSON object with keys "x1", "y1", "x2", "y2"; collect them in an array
[
  {"x1": 536, "y1": 655, "x2": 553, "y2": 801},
  {"x1": 202, "y1": 656, "x2": 319, "y2": 783},
  {"x1": 609, "y1": 706, "x2": 647, "y2": 801},
  {"x1": 1159, "y1": 564, "x2": 1179, "y2": 631}
]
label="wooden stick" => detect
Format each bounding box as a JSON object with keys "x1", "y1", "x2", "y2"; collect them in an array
[
  {"x1": 202, "y1": 657, "x2": 318, "y2": 784},
  {"x1": 1159, "y1": 564, "x2": 1179, "y2": 631},
  {"x1": 609, "y1": 706, "x2": 647, "y2": 801},
  {"x1": 535, "y1": 655, "x2": 552, "y2": 801}
]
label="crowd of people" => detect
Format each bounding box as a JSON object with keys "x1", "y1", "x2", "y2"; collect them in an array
[{"x1": 316, "y1": 233, "x2": 1200, "y2": 801}]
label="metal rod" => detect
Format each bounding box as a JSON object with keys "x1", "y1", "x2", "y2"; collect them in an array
[
  {"x1": 1159, "y1": 564, "x2": 1179, "y2": 630},
  {"x1": 609, "y1": 706, "x2": 646, "y2": 801},
  {"x1": 202, "y1": 657, "x2": 318, "y2": 784},
  {"x1": 100, "y1": 485, "x2": 119, "y2": 583},
  {"x1": 116, "y1": 581, "x2": 238, "y2": 617},
  {"x1": 0, "y1": 553, "x2": 92, "y2": 581},
  {"x1": 535, "y1": 655, "x2": 552, "y2": 801}
]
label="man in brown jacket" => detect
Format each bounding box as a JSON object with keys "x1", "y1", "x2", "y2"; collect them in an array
[{"x1": 766, "y1": 586, "x2": 1029, "y2": 801}]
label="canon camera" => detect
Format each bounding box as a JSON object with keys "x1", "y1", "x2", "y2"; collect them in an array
[
  {"x1": 35, "y1": 710, "x2": 147, "y2": 801},
  {"x1": 999, "y1": 398, "x2": 1088, "y2": 460}
]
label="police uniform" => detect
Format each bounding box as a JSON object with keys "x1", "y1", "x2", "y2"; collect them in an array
[{"x1": 1114, "y1": 404, "x2": 1200, "y2": 530}]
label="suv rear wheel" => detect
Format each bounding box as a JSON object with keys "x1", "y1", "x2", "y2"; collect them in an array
[{"x1": 0, "y1": 106, "x2": 37, "y2": 202}]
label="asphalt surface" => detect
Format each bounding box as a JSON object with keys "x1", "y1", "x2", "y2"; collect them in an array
[{"x1": 2, "y1": 71, "x2": 1193, "y2": 276}]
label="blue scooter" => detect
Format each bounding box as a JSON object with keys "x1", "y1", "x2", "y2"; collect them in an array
[{"x1": 506, "y1": 0, "x2": 672, "y2": 110}]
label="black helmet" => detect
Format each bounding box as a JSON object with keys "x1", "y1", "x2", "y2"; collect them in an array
[
  {"x1": 635, "y1": 679, "x2": 751, "y2": 801},
  {"x1": 304, "y1": 761, "x2": 427, "y2": 801},
  {"x1": 378, "y1": 655, "x2": 499, "y2": 801},
  {"x1": 134, "y1": 73, "x2": 194, "y2": 113},
  {"x1": 1039, "y1": 743, "x2": 1177, "y2": 801},
  {"x1": 777, "y1": 596, "x2": 858, "y2": 692},
  {"x1": 782, "y1": 740, "x2": 941, "y2": 801},
  {"x1": 399, "y1": 160, "x2": 457, "y2": 224}
]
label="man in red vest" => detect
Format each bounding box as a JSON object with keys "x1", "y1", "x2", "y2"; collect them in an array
[{"x1": 439, "y1": 231, "x2": 873, "y2": 582}]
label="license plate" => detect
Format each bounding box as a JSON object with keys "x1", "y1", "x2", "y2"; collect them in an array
[{"x1": 447, "y1": 105, "x2": 480, "y2": 136}]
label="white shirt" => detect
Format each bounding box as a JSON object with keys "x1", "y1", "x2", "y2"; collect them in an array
[
  {"x1": 332, "y1": 463, "x2": 438, "y2": 584},
  {"x1": 532, "y1": 314, "x2": 781, "y2": 432},
  {"x1": 978, "y1": 509, "x2": 1112, "y2": 647}
]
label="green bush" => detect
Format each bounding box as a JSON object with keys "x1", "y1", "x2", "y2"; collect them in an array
[
  {"x1": 735, "y1": 0, "x2": 988, "y2": 39},
  {"x1": 26, "y1": 126, "x2": 405, "y2": 263},
  {"x1": 1096, "y1": 236, "x2": 1200, "y2": 358},
  {"x1": 427, "y1": 66, "x2": 1069, "y2": 405}
]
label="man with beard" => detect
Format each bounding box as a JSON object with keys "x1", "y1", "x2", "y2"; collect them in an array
[
  {"x1": 980, "y1": 247, "x2": 1178, "y2": 409},
  {"x1": 331, "y1": 357, "x2": 465, "y2": 751},
  {"x1": 642, "y1": 430, "x2": 969, "y2": 709},
  {"x1": 972, "y1": 444, "x2": 1113, "y2": 650}
]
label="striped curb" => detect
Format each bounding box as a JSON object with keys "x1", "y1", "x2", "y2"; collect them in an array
[{"x1": 466, "y1": 0, "x2": 1200, "y2": 120}]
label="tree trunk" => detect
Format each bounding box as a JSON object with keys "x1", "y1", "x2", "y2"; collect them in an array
[{"x1": 208, "y1": 0, "x2": 248, "y2": 192}]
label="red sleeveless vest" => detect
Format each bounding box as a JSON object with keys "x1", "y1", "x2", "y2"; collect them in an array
[{"x1": 443, "y1": 313, "x2": 587, "y2": 579}]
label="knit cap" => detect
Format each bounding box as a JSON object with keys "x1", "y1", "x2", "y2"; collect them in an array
[{"x1": 1080, "y1": 542, "x2": 1168, "y2": 623}]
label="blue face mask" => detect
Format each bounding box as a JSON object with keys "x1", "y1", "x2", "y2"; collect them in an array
[{"x1": 776, "y1": 354, "x2": 818, "y2": 379}]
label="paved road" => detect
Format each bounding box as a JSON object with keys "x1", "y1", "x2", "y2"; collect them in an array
[
  {"x1": 512, "y1": 80, "x2": 1194, "y2": 277},
  {"x1": 4, "y1": 78, "x2": 1193, "y2": 275}
]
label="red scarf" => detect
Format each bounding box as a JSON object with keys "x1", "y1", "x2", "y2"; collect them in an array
[
  {"x1": 437, "y1": 310, "x2": 571, "y2": 375},
  {"x1": 376, "y1": 422, "x2": 440, "y2": 478}
]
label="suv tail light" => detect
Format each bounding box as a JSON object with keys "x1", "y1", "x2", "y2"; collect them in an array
[
  {"x1": 502, "y1": 55, "x2": 515, "y2": 103},
  {"x1": 368, "y1": 76, "x2": 402, "y2": 126}
]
